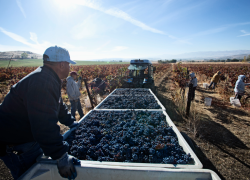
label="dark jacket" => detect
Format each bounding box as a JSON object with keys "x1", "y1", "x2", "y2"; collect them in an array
[{"x1": 0, "y1": 66, "x2": 74, "y2": 160}]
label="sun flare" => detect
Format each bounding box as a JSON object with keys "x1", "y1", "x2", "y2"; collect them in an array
[{"x1": 54, "y1": 0, "x2": 75, "y2": 10}]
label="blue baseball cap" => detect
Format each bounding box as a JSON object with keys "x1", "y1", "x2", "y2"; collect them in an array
[{"x1": 43, "y1": 46, "x2": 76, "y2": 64}]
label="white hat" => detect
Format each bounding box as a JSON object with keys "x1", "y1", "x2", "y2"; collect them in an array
[
  {"x1": 43, "y1": 46, "x2": 76, "y2": 64},
  {"x1": 190, "y1": 72, "x2": 195, "y2": 78}
]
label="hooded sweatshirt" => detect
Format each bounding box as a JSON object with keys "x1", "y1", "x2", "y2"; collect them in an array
[
  {"x1": 211, "y1": 71, "x2": 220, "y2": 83},
  {"x1": 234, "y1": 75, "x2": 246, "y2": 95},
  {"x1": 66, "y1": 76, "x2": 81, "y2": 101},
  {"x1": 190, "y1": 73, "x2": 197, "y2": 87}
]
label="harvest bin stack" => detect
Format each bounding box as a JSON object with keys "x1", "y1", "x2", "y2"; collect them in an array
[{"x1": 20, "y1": 88, "x2": 221, "y2": 180}]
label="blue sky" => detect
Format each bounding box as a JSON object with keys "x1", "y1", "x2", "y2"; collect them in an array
[{"x1": 0, "y1": 0, "x2": 250, "y2": 60}]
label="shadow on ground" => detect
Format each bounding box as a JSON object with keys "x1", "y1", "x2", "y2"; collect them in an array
[
  {"x1": 197, "y1": 114, "x2": 248, "y2": 149},
  {"x1": 157, "y1": 92, "x2": 185, "y2": 124},
  {"x1": 196, "y1": 88, "x2": 217, "y2": 94},
  {"x1": 207, "y1": 105, "x2": 250, "y2": 126},
  {"x1": 181, "y1": 132, "x2": 226, "y2": 180},
  {"x1": 156, "y1": 85, "x2": 250, "y2": 179}
]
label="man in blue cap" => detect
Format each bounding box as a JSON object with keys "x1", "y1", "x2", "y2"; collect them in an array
[{"x1": 0, "y1": 46, "x2": 80, "y2": 180}]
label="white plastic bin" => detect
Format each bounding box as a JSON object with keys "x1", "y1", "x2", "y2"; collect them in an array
[
  {"x1": 230, "y1": 97, "x2": 241, "y2": 107},
  {"x1": 19, "y1": 162, "x2": 221, "y2": 180},
  {"x1": 203, "y1": 83, "x2": 209, "y2": 89},
  {"x1": 204, "y1": 97, "x2": 212, "y2": 106},
  {"x1": 95, "y1": 88, "x2": 165, "y2": 111},
  {"x1": 230, "y1": 97, "x2": 234, "y2": 104},
  {"x1": 110, "y1": 88, "x2": 153, "y2": 96},
  {"x1": 62, "y1": 110, "x2": 202, "y2": 169}
]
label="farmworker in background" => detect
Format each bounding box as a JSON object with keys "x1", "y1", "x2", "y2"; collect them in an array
[
  {"x1": 189, "y1": 73, "x2": 198, "y2": 100},
  {"x1": 208, "y1": 71, "x2": 221, "y2": 89},
  {"x1": 234, "y1": 75, "x2": 250, "y2": 100},
  {"x1": 66, "y1": 71, "x2": 84, "y2": 119},
  {"x1": 0, "y1": 46, "x2": 80, "y2": 180}
]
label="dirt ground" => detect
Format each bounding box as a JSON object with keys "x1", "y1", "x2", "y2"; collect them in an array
[
  {"x1": 181, "y1": 62, "x2": 250, "y2": 64},
  {"x1": 155, "y1": 65, "x2": 250, "y2": 180},
  {"x1": 1, "y1": 65, "x2": 250, "y2": 179}
]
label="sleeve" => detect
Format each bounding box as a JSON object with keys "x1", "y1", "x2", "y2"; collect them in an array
[
  {"x1": 66, "y1": 80, "x2": 77, "y2": 100},
  {"x1": 77, "y1": 80, "x2": 81, "y2": 89},
  {"x1": 211, "y1": 74, "x2": 216, "y2": 82},
  {"x1": 58, "y1": 99, "x2": 75, "y2": 126},
  {"x1": 235, "y1": 81, "x2": 245, "y2": 92},
  {"x1": 26, "y1": 83, "x2": 68, "y2": 160}
]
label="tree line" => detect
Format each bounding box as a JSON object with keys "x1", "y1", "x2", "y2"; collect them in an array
[
  {"x1": 14, "y1": 52, "x2": 38, "y2": 59},
  {"x1": 158, "y1": 59, "x2": 177, "y2": 64}
]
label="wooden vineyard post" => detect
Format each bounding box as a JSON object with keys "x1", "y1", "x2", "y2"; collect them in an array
[
  {"x1": 186, "y1": 83, "x2": 193, "y2": 117},
  {"x1": 83, "y1": 78, "x2": 95, "y2": 109}
]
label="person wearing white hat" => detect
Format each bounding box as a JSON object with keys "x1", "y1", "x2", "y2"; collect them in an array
[{"x1": 0, "y1": 46, "x2": 80, "y2": 180}]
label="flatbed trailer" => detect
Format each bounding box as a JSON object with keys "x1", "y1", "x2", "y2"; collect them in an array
[{"x1": 19, "y1": 89, "x2": 221, "y2": 180}]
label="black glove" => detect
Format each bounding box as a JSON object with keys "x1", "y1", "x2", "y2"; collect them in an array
[
  {"x1": 57, "y1": 153, "x2": 80, "y2": 179},
  {"x1": 78, "y1": 76, "x2": 82, "y2": 81}
]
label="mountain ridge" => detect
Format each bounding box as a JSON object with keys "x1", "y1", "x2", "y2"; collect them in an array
[
  {"x1": 0, "y1": 50, "x2": 249, "y2": 61},
  {"x1": 0, "y1": 51, "x2": 42, "y2": 59}
]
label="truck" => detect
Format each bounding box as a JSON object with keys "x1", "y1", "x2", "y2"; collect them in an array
[{"x1": 125, "y1": 59, "x2": 156, "y2": 93}]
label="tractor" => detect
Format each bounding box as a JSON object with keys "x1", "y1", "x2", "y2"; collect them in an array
[{"x1": 124, "y1": 59, "x2": 157, "y2": 93}]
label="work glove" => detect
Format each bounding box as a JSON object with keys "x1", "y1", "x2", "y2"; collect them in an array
[
  {"x1": 78, "y1": 76, "x2": 82, "y2": 81},
  {"x1": 69, "y1": 121, "x2": 79, "y2": 129},
  {"x1": 57, "y1": 153, "x2": 81, "y2": 180}
]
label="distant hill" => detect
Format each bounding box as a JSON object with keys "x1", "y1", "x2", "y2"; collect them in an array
[
  {"x1": 1, "y1": 50, "x2": 249, "y2": 61},
  {"x1": 159, "y1": 50, "x2": 250, "y2": 60},
  {"x1": 0, "y1": 51, "x2": 42, "y2": 60},
  {"x1": 210, "y1": 53, "x2": 249, "y2": 60}
]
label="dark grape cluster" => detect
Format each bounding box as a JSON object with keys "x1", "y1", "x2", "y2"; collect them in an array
[
  {"x1": 112, "y1": 89, "x2": 153, "y2": 96},
  {"x1": 97, "y1": 96, "x2": 161, "y2": 109},
  {"x1": 66, "y1": 110, "x2": 193, "y2": 165}
]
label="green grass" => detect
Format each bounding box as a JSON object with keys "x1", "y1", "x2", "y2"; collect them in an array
[
  {"x1": 0, "y1": 59, "x2": 43, "y2": 67},
  {"x1": 0, "y1": 59, "x2": 129, "y2": 67}
]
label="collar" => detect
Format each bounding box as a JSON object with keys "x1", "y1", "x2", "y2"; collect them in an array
[{"x1": 42, "y1": 65, "x2": 61, "y2": 84}]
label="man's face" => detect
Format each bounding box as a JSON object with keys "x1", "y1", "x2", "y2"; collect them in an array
[
  {"x1": 60, "y1": 62, "x2": 70, "y2": 79},
  {"x1": 72, "y1": 74, "x2": 77, "y2": 80}
]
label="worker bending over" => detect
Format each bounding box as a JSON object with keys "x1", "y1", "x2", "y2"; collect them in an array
[
  {"x1": 209, "y1": 71, "x2": 221, "y2": 89},
  {"x1": 66, "y1": 71, "x2": 84, "y2": 119},
  {"x1": 0, "y1": 46, "x2": 80, "y2": 180},
  {"x1": 234, "y1": 75, "x2": 250, "y2": 100},
  {"x1": 189, "y1": 73, "x2": 198, "y2": 100}
]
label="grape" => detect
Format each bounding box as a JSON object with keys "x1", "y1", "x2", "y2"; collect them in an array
[
  {"x1": 112, "y1": 89, "x2": 153, "y2": 96},
  {"x1": 66, "y1": 110, "x2": 193, "y2": 165},
  {"x1": 97, "y1": 96, "x2": 161, "y2": 109}
]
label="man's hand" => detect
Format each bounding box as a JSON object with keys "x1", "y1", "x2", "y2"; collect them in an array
[
  {"x1": 78, "y1": 76, "x2": 82, "y2": 81},
  {"x1": 69, "y1": 121, "x2": 79, "y2": 129},
  {"x1": 57, "y1": 153, "x2": 80, "y2": 180}
]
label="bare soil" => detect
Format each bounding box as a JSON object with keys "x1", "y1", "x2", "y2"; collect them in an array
[{"x1": 155, "y1": 65, "x2": 250, "y2": 180}]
